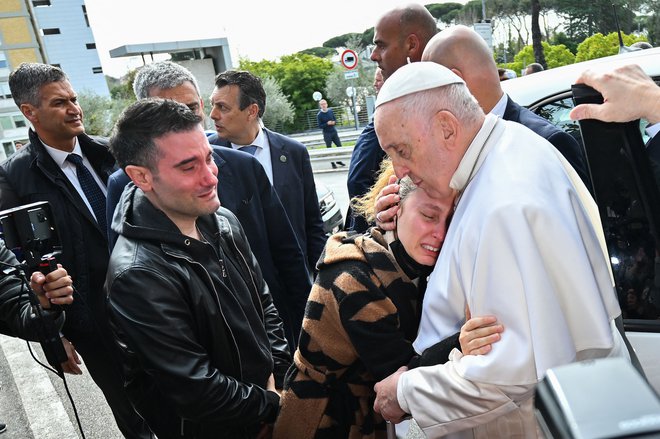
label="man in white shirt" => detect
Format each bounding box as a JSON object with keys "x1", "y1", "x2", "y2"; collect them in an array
[{"x1": 371, "y1": 62, "x2": 628, "y2": 438}]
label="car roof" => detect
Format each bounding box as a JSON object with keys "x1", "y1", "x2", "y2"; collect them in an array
[{"x1": 500, "y1": 47, "x2": 660, "y2": 108}]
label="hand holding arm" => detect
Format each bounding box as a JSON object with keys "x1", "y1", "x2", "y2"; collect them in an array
[
  {"x1": 570, "y1": 64, "x2": 660, "y2": 124},
  {"x1": 60, "y1": 336, "x2": 82, "y2": 375},
  {"x1": 30, "y1": 264, "x2": 73, "y2": 308},
  {"x1": 459, "y1": 315, "x2": 504, "y2": 356}
]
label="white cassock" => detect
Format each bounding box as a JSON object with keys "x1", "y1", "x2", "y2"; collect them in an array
[{"x1": 399, "y1": 114, "x2": 629, "y2": 438}]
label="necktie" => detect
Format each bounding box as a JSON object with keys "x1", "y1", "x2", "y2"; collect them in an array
[
  {"x1": 66, "y1": 153, "x2": 107, "y2": 233},
  {"x1": 240, "y1": 145, "x2": 258, "y2": 155}
]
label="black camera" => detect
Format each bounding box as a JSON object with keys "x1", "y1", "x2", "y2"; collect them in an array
[
  {"x1": 0, "y1": 201, "x2": 61, "y2": 273},
  {"x1": 0, "y1": 201, "x2": 67, "y2": 374}
]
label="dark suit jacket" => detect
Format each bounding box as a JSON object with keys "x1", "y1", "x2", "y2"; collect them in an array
[
  {"x1": 504, "y1": 96, "x2": 590, "y2": 185},
  {"x1": 345, "y1": 121, "x2": 386, "y2": 233},
  {"x1": 106, "y1": 146, "x2": 312, "y2": 348},
  {"x1": 211, "y1": 129, "x2": 326, "y2": 270},
  {"x1": 0, "y1": 129, "x2": 116, "y2": 335}
]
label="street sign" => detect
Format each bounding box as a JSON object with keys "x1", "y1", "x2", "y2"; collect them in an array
[
  {"x1": 340, "y1": 49, "x2": 358, "y2": 70},
  {"x1": 345, "y1": 86, "x2": 356, "y2": 98},
  {"x1": 312, "y1": 91, "x2": 322, "y2": 101},
  {"x1": 473, "y1": 22, "x2": 493, "y2": 49},
  {"x1": 344, "y1": 71, "x2": 359, "y2": 79}
]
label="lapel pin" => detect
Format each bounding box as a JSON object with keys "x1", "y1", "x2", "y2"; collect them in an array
[{"x1": 280, "y1": 155, "x2": 287, "y2": 163}]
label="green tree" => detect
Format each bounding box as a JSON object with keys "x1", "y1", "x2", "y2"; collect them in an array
[
  {"x1": 261, "y1": 76, "x2": 294, "y2": 130},
  {"x1": 240, "y1": 54, "x2": 334, "y2": 129},
  {"x1": 575, "y1": 31, "x2": 648, "y2": 62},
  {"x1": 299, "y1": 47, "x2": 336, "y2": 58},
  {"x1": 79, "y1": 91, "x2": 132, "y2": 136},
  {"x1": 530, "y1": 0, "x2": 547, "y2": 68},
  {"x1": 109, "y1": 68, "x2": 137, "y2": 101},
  {"x1": 323, "y1": 33, "x2": 363, "y2": 48},
  {"x1": 550, "y1": 0, "x2": 642, "y2": 42},
  {"x1": 512, "y1": 42, "x2": 575, "y2": 70},
  {"x1": 426, "y1": 2, "x2": 463, "y2": 25}
]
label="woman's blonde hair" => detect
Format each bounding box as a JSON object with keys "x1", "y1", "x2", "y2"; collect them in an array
[{"x1": 351, "y1": 158, "x2": 417, "y2": 224}]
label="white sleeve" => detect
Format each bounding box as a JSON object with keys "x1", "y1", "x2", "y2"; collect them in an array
[{"x1": 397, "y1": 349, "x2": 536, "y2": 438}]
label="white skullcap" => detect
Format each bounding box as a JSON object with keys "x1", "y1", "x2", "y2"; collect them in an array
[{"x1": 375, "y1": 61, "x2": 465, "y2": 108}]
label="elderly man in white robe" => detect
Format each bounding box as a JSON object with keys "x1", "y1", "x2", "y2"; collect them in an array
[{"x1": 372, "y1": 62, "x2": 629, "y2": 438}]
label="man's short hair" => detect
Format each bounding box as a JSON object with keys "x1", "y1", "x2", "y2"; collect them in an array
[
  {"x1": 109, "y1": 98, "x2": 202, "y2": 171},
  {"x1": 213, "y1": 70, "x2": 266, "y2": 118},
  {"x1": 525, "y1": 63, "x2": 544, "y2": 74},
  {"x1": 8, "y1": 63, "x2": 68, "y2": 107},
  {"x1": 133, "y1": 61, "x2": 202, "y2": 100}
]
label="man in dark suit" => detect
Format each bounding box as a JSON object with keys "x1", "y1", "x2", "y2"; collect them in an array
[
  {"x1": 422, "y1": 25, "x2": 589, "y2": 185},
  {"x1": 0, "y1": 63, "x2": 151, "y2": 438},
  {"x1": 208, "y1": 70, "x2": 326, "y2": 271},
  {"x1": 106, "y1": 61, "x2": 311, "y2": 348}
]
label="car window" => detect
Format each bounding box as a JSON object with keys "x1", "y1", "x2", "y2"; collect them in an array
[
  {"x1": 533, "y1": 91, "x2": 660, "y2": 330},
  {"x1": 578, "y1": 118, "x2": 660, "y2": 331}
]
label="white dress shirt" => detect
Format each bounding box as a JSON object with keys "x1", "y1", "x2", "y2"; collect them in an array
[{"x1": 231, "y1": 126, "x2": 274, "y2": 184}]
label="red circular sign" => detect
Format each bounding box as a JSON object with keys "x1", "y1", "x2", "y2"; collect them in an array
[{"x1": 341, "y1": 49, "x2": 358, "y2": 70}]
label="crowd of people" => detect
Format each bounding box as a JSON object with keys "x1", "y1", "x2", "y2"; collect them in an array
[{"x1": 0, "y1": 2, "x2": 658, "y2": 438}]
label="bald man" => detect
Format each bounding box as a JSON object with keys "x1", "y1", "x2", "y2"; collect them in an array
[
  {"x1": 422, "y1": 25, "x2": 588, "y2": 185},
  {"x1": 346, "y1": 4, "x2": 437, "y2": 232}
]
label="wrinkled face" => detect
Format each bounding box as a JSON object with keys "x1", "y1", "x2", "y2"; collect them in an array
[
  {"x1": 375, "y1": 103, "x2": 452, "y2": 200},
  {"x1": 150, "y1": 82, "x2": 204, "y2": 120},
  {"x1": 396, "y1": 188, "x2": 451, "y2": 266},
  {"x1": 209, "y1": 85, "x2": 254, "y2": 143},
  {"x1": 148, "y1": 127, "x2": 219, "y2": 229},
  {"x1": 371, "y1": 15, "x2": 408, "y2": 80},
  {"x1": 319, "y1": 99, "x2": 328, "y2": 110},
  {"x1": 24, "y1": 80, "x2": 84, "y2": 151}
]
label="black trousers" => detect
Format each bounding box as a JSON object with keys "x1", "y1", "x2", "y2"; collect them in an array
[
  {"x1": 323, "y1": 131, "x2": 342, "y2": 148},
  {"x1": 67, "y1": 329, "x2": 153, "y2": 439}
]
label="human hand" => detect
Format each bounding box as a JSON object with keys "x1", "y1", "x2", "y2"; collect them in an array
[
  {"x1": 373, "y1": 366, "x2": 408, "y2": 423},
  {"x1": 60, "y1": 336, "x2": 82, "y2": 375},
  {"x1": 374, "y1": 176, "x2": 400, "y2": 231},
  {"x1": 30, "y1": 265, "x2": 74, "y2": 308},
  {"x1": 459, "y1": 315, "x2": 503, "y2": 356},
  {"x1": 328, "y1": 120, "x2": 335, "y2": 126},
  {"x1": 570, "y1": 64, "x2": 660, "y2": 125}
]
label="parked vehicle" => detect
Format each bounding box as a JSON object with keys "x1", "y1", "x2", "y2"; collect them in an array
[
  {"x1": 316, "y1": 181, "x2": 344, "y2": 235},
  {"x1": 501, "y1": 47, "x2": 660, "y2": 393}
]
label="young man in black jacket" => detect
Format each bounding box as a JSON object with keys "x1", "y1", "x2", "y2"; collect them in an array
[{"x1": 106, "y1": 98, "x2": 291, "y2": 439}]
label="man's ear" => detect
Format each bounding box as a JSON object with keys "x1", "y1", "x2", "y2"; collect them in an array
[
  {"x1": 125, "y1": 165, "x2": 153, "y2": 192},
  {"x1": 247, "y1": 103, "x2": 260, "y2": 121},
  {"x1": 406, "y1": 34, "x2": 422, "y2": 60},
  {"x1": 450, "y1": 68, "x2": 464, "y2": 80},
  {"x1": 20, "y1": 104, "x2": 37, "y2": 123},
  {"x1": 434, "y1": 110, "x2": 460, "y2": 149}
]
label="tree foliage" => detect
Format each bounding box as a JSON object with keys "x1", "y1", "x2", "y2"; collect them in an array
[
  {"x1": 323, "y1": 33, "x2": 363, "y2": 48},
  {"x1": 508, "y1": 41, "x2": 575, "y2": 73},
  {"x1": 240, "y1": 54, "x2": 334, "y2": 126},
  {"x1": 261, "y1": 76, "x2": 294, "y2": 130},
  {"x1": 426, "y1": 2, "x2": 463, "y2": 24},
  {"x1": 109, "y1": 68, "x2": 137, "y2": 101},
  {"x1": 550, "y1": 0, "x2": 642, "y2": 42},
  {"x1": 79, "y1": 91, "x2": 133, "y2": 137},
  {"x1": 298, "y1": 47, "x2": 336, "y2": 58},
  {"x1": 575, "y1": 31, "x2": 648, "y2": 62}
]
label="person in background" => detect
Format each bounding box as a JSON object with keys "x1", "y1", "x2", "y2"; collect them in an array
[
  {"x1": 373, "y1": 67, "x2": 385, "y2": 93},
  {"x1": 372, "y1": 61, "x2": 628, "y2": 438},
  {"x1": 13, "y1": 142, "x2": 23, "y2": 151},
  {"x1": 1, "y1": 62, "x2": 151, "y2": 439},
  {"x1": 274, "y1": 159, "x2": 502, "y2": 439},
  {"x1": 106, "y1": 98, "x2": 291, "y2": 439},
  {"x1": 345, "y1": 3, "x2": 437, "y2": 233},
  {"x1": 316, "y1": 99, "x2": 344, "y2": 169},
  {"x1": 208, "y1": 70, "x2": 326, "y2": 272},
  {"x1": 106, "y1": 60, "x2": 311, "y2": 350},
  {"x1": 523, "y1": 62, "x2": 544, "y2": 76}
]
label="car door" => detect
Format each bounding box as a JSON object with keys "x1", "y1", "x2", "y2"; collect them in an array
[{"x1": 532, "y1": 86, "x2": 660, "y2": 394}]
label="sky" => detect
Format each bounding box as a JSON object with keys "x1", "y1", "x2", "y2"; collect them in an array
[{"x1": 83, "y1": 0, "x2": 463, "y2": 78}]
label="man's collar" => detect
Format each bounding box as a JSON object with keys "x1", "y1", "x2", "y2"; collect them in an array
[{"x1": 41, "y1": 137, "x2": 82, "y2": 168}]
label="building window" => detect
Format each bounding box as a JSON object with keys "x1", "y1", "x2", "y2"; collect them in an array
[
  {"x1": 0, "y1": 117, "x2": 12, "y2": 130},
  {"x1": 42, "y1": 28, "x2": 61, "y2": 36},
  {"x1": 82, "y1": 5, "x2": 90, "y2": 27},
  {"x1": 92, "y1": 67, "x2": 103, "y2": 74},
  {"x1": 86, "y1": 43, "x2": 96, "y2": 50},
  {"x1": 32, "y1": 0, "x2": 51, "y2": 6},
  {"x1": 0, "y1": 82, "x2": 11, "y2": 99},
  {"x1": 12, "y1": 115, "x2": 27, "y2": 128}
]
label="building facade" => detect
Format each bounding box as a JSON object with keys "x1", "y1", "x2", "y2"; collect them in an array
[{"x1": 0, "y1": 0, "x2": 108, "y2": 160}]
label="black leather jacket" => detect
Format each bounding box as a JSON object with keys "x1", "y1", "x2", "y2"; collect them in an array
[{"x1": 106, "y1": 185, "x2": 291, "y2": 439}]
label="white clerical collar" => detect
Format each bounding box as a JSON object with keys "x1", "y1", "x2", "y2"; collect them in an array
[
  {"x1": 490, "y1": 93, "x2": 508, "y2": 118},
  {"x1": 41, "y1": 137, "x2": 83, "y2": 168},
  {"x1": 450, "y1": 113, "x2": 499, "y2": 193},
  {"x1": 231, "y1": 127, "x2": 267, "y2": 151}
]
